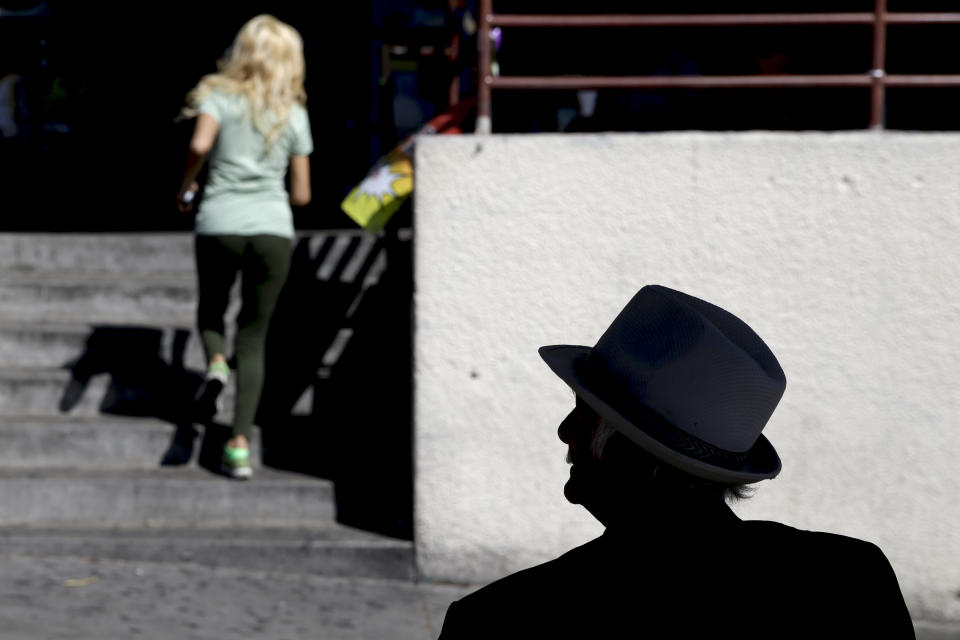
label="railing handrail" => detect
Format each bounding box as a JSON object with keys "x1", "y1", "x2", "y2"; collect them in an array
[
  {"x1": 487, "y1": 12, "x2": 960, "y2": 28},
  {"x1": 476, "y1": 1, "x2": 960, "y2": 133},
  {"x1": 488, "y1": 75, "x2": 960, "y2": 89}
]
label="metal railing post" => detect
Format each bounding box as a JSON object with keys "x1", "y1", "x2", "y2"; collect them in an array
[
  {"x1": 870, "y1": 0, "x2": 889, "y2": 129},
  {"x1": 477, "y1": 0, "x2": 493, "y2": 134}
]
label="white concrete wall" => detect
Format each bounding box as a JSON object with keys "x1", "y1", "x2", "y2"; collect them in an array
[{"x1": 413, "y1": 133, "x2": 960, "y2": 626}]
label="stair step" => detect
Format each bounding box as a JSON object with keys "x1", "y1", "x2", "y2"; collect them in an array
[
  {"x1": 0, "y1": 416, "x2": 260, "y2": 469},
  {"x1": 0, "y1": 367, "x2": 234, "y2": 421},
  {"x1": 0, "y1": 525, "x2": 414, "y2": 580},
  {"x1": 0, "y1": 230, "x2": 373, "y2": 277},
  {"x1": 0, "y1": 366, "x2": 109, "y2": 416},
  {"x1": 0, "y1": 272, "x2": 198, "y2": 325},
  {"x1": 0, "y1": 322, "x2": 207, "y2": 369},
  {"x1": 0, "y1": 467, "x2": 334, "y2": 527},
  {"x1": 0, "y1": 416, "x2": 177, "y2": 468},
  {"x1": 0, "y1": 233, "x2": 195, "y2": 276}
]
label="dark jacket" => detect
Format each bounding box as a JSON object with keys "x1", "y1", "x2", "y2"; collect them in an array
[{"x1": 439, "y1": 508, "x2": 914, "y2": 639}]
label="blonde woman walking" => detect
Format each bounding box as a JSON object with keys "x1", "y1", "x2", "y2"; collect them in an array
[{"x1": 177, "y1": 15, "x2": 313, "y2": 479}]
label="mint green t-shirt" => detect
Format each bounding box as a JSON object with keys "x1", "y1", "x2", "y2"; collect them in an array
[{"x1": 195, "y1": 90, "x2": 313, "y2": 239}]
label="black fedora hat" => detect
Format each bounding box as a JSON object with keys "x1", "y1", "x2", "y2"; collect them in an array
[{"x1": 540, "y1": 285, "x2": 785, "y2": 484}]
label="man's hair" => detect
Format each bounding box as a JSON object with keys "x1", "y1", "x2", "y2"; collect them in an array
[{"x1": 591, "y1": 419, "x2": 753, "y2": 503}]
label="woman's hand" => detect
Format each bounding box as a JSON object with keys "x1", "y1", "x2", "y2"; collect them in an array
[{"x1": 177, "y1": 182, "x2": 199, "y2": 213}]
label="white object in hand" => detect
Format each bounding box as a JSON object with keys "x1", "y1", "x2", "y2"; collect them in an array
[{"x1": 181, "y1": 190, "x2": 196, "y2": 204}]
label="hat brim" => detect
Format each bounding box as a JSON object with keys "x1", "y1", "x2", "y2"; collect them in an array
[{"x1": 539, "y1": 344, "x2": 781, "y2": 484}]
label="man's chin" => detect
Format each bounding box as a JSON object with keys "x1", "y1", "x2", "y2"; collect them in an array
[
  {"x1": 565, "y1": 464, "x2": 593, "y2": 504},
  {"x1": 564, "y1": 468, "x2": 608, "y2": 524},
  {"x1": 563, "y1": 477, "x2": 582, "y2": 504}
]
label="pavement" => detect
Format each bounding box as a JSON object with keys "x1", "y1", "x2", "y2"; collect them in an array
[{"x1": 0, "y1": 552, "x2": 476, "y2": 640}]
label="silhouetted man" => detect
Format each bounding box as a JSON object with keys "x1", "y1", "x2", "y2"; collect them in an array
[{"x1": 439, "y1": 285, "x2": 914, "y2": 639}]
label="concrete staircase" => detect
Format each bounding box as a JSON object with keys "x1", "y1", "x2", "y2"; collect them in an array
[{"x1": 0, "y1": 233, "x2": 414, "y2": 580}]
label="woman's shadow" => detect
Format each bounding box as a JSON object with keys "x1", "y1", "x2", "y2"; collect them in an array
[{"x1": 59, "y1": 325, "x2": 230, "y2": 472}]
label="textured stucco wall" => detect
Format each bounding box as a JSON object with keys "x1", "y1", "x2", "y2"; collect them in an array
[{"x1": 413, "y1": 133, "x2": 960, "y2": 625}]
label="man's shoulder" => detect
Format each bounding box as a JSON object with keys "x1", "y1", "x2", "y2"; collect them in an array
[
  {"x1": 453, "y1": 522, "x2": 890, "y2": 600},
  {"x1": 438, "y1": 537, "x2": 610, "y2": 638},
  {"x1": 457, "y1": 535, "x2": 603, "y2": 605},
  {"x1": 439, "y1": 524, "x2": 913, "y2": 639},
  {"x1": 742, "y1": 518, "x2": 886, "y2": 559},
  {"x1": 740, "y1": 519, "x2": 913, "y2": 635},
  {"x1": 740, "y1": 519, "x2": 903, "y2": 598}
]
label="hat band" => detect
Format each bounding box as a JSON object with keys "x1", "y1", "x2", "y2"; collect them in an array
[{"x1": 579, "y1": 353, "x2": 750, "y2": 472}]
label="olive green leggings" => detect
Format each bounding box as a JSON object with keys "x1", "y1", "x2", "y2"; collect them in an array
[{"x1": 195, "y1": 234, "x2": 292, "y2": 439}]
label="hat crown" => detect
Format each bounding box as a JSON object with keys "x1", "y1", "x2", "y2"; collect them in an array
[{"x1": 592, "y1": 285, "x2": 786, "y2": 454}]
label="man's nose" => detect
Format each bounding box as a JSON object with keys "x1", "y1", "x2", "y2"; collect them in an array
[{"x1": 557, "y1": 408, "x2": 578, "y2": 444}]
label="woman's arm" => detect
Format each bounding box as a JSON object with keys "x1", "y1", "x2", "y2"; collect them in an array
[
  {"x1": 288, "y1": 155, "x2": 311, "y2": 207},
  {"x1": 177, "y1": 113, "x2": 219, "y2": 212}
]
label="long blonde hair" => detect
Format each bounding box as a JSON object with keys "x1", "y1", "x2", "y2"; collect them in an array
[{"x1": 180, "y1": 14, "x2": 306, "y2": 149}]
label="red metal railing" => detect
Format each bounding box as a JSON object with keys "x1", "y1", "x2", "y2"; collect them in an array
[{"x1": 476, "y1": 0, "x2": 960, "y2": 133}]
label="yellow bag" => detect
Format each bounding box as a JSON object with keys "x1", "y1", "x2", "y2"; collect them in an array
[
  {"x1": 341, "y1": 99, "x2": 476, "y2": 233},
  {"x1": 340, "y1": 146, "x2": 413, "y2": 234}
]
